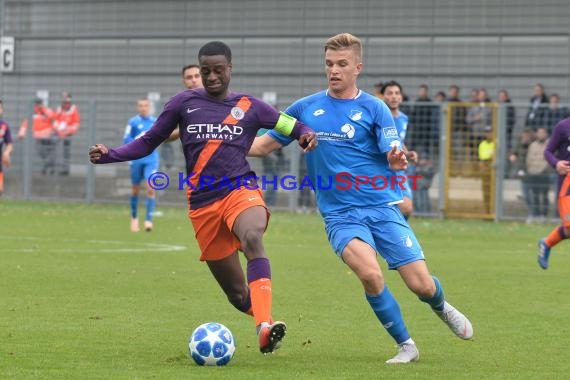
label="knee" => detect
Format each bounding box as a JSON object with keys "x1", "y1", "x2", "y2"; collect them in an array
[
  {"x1": 410, "y1": 277, "x2": 436, "y2": 298},
  {"x1": 359, "y1": 268, "x2": 385, "y2": 295},
  {"x1": 240, "y1": 228, "x2": 264, "y2": 253}
]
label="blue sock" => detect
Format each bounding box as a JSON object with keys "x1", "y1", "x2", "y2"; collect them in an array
[
  {"x1": 366, "y1": 286, "x2": 410, "y2": 344},
  {"x1": 419, "y1": 276, "x2": 445, "y2": 311},
  {"x1": 145, "y1": 197, "x2": 156, "y2": 221},
  {"x1": 130, "y1": 196, "x2": 138, "y2": 218}
]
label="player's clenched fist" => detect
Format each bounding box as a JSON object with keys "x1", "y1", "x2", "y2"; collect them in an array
[
  {"x1": 299, "y1": 131, "x2": 318, "y2": 152},
  {"x1": 89, "y1": 144, "x2": 109, "y2": 163}
]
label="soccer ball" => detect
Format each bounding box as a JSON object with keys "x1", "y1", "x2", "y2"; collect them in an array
[{"x1": 188, "y1": 322, "x2": 235, "y2": 366}]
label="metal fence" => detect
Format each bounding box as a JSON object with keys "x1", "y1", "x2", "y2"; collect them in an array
[{"x1": 2, "y1": 98, "x2": 567, "y2": 223}]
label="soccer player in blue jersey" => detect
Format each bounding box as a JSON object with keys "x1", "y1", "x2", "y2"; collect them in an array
[
  {"x1": 538, "y1": 117, "x2": 570, "y2": 269},
  {"x1": 250, "y1": 33, "x2": 473, "y2": 364},
  {"x1": 90, "y1": 41, "x2": 316, "y2": 354},
  {"x1": 124, "y1": 97, "x2": 159, "y2": 232},
  {"x1": 380, "y1": 81, "x2": 417, "y2": 219}
]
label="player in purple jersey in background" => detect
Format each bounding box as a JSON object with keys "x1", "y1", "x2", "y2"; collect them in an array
[
  {"x1": 89, "y1": 41, "x2": 317, "y2": 354},
  {"x1": 538, "y1": 118, "x2": 570, "y2": 269},
  {"x1": 0, "y1": 100, "x2": 14, "y2": 196}
]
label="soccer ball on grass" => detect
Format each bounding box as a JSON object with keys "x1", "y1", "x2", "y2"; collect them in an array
[{"x1": 188, "y1": 322, "x2": 235, "y2": 366}]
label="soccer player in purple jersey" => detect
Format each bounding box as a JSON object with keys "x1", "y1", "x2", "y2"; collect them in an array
[
  {"x1": 538, "y1": 117, "x2": 570, "y2": 269},
  {"x1": 89, "y1": 41, "x2": 317, "y2": 354},
  {"x1": 0, "y1": 100, "x2": 14, "y2": 196}
]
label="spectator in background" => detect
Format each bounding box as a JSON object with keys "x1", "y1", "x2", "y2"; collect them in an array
[
  {"x1": 447, "y1": 85, "x2": 467, "y2": 160},
  {"x1": 498, "y1": 89, "x2": 516, "y2": 152},
  {"x1": 466, "y1": 88, "x2": 492, "y2": 159},
  {"x1": 478, "y1": 125, "x2": 494, "y2": 214},
  {"x1": 18, "y1": 98, "x2": 56, "y2": 175},
  {"x1": 53, "y1": 91, "x2": 81, "y2": 176},
  {"x1": 0, "y1": 100, "x2": 14, "y2": 196},
  {"x1": 447, "y1": 85, "x2": 461, "y2": 103},
  {"x1": 541, "y1": 94, "x2": 569, "y2": 132},
  {"x1": 410, "y1": 84, "x2": 438, "y2": 157},
  {"x1": 414, "y1": 151, "x2": 436, "y2": 213},
  {"x1": 525, "y1": 127, "x2": 551, "y2": 224},
  {"x1": 525, "y1": 83, "x2": 548, "y2": 128},
  {"x1": 434, "y1": 91, "x2": 446, "y2": 103},
  {"x1": 508, "y1": 128, "x2": 535, "y2": 213}
]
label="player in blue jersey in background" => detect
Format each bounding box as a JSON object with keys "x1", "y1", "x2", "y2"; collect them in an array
[
  {"x1": 124, "y1": 97, "x2": 159, "y2": 232},
  {"x1": 250, "y1": 33, "x2": 473, "y2": 364},
  {"x1": 380, "y1": 80, "x2": 418, "y2": 219}
]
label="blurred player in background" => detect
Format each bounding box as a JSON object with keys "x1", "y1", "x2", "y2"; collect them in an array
[
  {"x1": 380, "y1": 80, "x2": 418, "y2": 219},
  {"x1": 0, "y1": 100, "x2": 14, "y2": 196},
  {"x1": 250, "y1": 33, "x2": 473, "y2": 364},
  {"x1": 538, "y1": 117, "x2": 570, "y2": 269},
  {"x1": 182, "y1": 64, "x2": 202, "y2": 90},
  {"x1": 53, "y1": 91, "x2": 81, "y2": 176},
  {"x1": 89, "y1": 41, "x2": 316, "y2": 354},
  {"x1": 124, "y1": 97, "x2": 159, "y2": 232},
  {"x1": 165, "y1": 64, "x2": 204, "y2": 144}
]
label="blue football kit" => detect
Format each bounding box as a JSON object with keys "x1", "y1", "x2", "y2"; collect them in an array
[
  {"x1": 124, "y1": 114, "x2": 159, "y2": 185},
  {"x1": 268, "y1": 90, "x2": 424, "y2": 269}
]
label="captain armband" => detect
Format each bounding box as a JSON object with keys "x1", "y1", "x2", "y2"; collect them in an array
[{"x1": 274, "y1": 112, "x2": 297, "y2": 136}]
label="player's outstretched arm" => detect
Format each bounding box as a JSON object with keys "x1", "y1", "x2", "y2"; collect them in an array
[
  {"x1": 248, "y1": 134, "x2": 284, "y2": 157},
  {"x1": 387, "y1": 145, "x2": 408, "y2": 171}
]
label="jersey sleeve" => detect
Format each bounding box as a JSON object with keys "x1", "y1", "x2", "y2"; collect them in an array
[
  {"x1": 255, "y1": 98, "x2": 311, "y2": 145},
  {"x1": 374, "y1": 100, "x2": 400, "y2": 153},
  {"x1": 266, "y1": 100, "x2": 305, "y2": 147}
]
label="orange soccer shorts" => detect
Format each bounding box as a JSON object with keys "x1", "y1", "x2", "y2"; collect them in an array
[
  {"x1": 0, "y1": 171, "x2": 4, "y2": 192},
  {"x1": 189, "y1": 187, "x2": 269, "y2": 261},
  {"x1": 558, "y1": 175, "x2": 570, "y2": 226}
]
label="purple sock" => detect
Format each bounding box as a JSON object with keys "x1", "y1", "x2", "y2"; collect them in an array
[{"x1": 247, "y1": 257, "x2": 271, "y2": 283}]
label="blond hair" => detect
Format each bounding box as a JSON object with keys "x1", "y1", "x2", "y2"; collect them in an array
[{"x1": 324, "y1": 33, "x2": 363, "y2": 61}]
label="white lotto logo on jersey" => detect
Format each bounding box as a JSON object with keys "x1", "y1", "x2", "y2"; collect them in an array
[
  {"x1": 313, "y1": 109, "x2": 325, "y2": 116},
  {"x1": 341, "y1": 123, "x2": 355, "y2": 138},
  {"x1": 349, "y1": 110, "x2": 362, "y2": 121},
  {"x1": 230, "y1": 107, "x2": 245, "y2": 120},
  {"x1": 389, "y1": 140, "x2": 401, "y2": 148}
]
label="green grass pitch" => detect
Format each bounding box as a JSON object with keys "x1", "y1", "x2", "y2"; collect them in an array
[{"x1": 1, "y1": 200, "x2": 569, "y2": 379}]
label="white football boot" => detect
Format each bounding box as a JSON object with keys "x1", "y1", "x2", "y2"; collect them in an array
[
  {"x1": 435, "y1": 302, "x2": 473, "y2": 340},
  {"x1": 386, "y1": 342, "x2": 420, "y2": 364}
]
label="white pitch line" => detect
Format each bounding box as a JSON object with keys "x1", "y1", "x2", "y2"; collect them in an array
[{"x1": 0, "y1": 235, "x2": 186, "y2": 253}]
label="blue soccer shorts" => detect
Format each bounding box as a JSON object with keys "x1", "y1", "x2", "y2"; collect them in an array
[
  {"x1": 130, "y1": 161, "x2": 158, "y2": 185},
  {"x1": 324, "y1": 205, "x2": 425, "y2": 270}
]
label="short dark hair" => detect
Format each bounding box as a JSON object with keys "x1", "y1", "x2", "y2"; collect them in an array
[
  {"x1": 182, "y1": 64, "x2": 199, "y2": 75},
  {"x1": 198, "y1": 41, "x2": 232, "y2": 63},
  {"x1": 380, "y1": 80, "x2": 403, "y2": 95}
]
